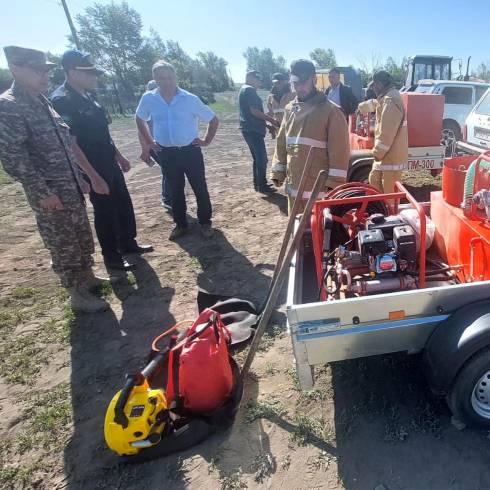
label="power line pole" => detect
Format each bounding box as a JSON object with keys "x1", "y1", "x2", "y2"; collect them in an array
[{"x1": 60, "y1": 0, "x2": 81, "y2": 50}]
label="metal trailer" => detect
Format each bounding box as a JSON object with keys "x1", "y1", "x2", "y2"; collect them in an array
[{"x1": 286, "y1": 221, "x2": 490, "y2": 428}]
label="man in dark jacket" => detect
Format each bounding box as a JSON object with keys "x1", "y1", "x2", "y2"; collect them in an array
[{"x1": 325, "y1": 67, "x2": 358, "y2": 117}]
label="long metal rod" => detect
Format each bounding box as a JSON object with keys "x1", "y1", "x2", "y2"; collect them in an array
[
  {"x1": 269, "y1": 147, "x2": 316, "y2": 289},
  {"x1": 61, "y1": 0, "x2": 81, "y2": 50},
  {"x1": 241, "y1": 170, "x2": 327, "y2": 380}
]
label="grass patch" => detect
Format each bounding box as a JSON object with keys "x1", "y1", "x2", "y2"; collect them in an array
[
  {"x1": 250, "y1": 452, "x2": 274, "y2": 483},
  {"x1": 17, "y1": 383, "x2": 72, "y2": 453},
  {"x1": 0, "y1": 333, "x2": 46, "y2": 384},
  {"x1": 209, "y1": 100, "x2": 236, "y2": 115},
  {"x1": 0, "y1": 300, "x2": 73, "y2": 384},
  {"x1": 0, "y1": 165, "x2": 13, "y2": 187},
  {"x1": 219, "y1": 468, "x2": 247, "y2": 490},
  {"x1": 245, "y1": 398, "x2": 287, "y2": 423},
  {"x1": 94, "y1": 280, "x2": 113, "y2": 299},
  {"x1": 127, "y1": 272, "x2": 137, "y2": 286},
  {"x1": 11, "y1": 286, "x2": 35, "y2": 300},
  {"x1": 289, "y1": 414, "x2": 334, "y2": 447}
]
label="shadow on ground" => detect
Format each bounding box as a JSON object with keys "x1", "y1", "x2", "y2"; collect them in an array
[
  {"x1": 64, "y1": 257, "x2": 178, "y2": 488},
  {"x1": 332, "y1": 353, "x2": 490, "y2": 490},
  {"x1": 63, "y1": 234, "x2": 279, "y2": 488}
]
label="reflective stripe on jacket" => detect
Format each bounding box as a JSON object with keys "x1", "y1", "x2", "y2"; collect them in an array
[
  {"x1": 358, "y1": 87, "x2": 408, "y2": 170},
  {"x1": 271, "y1": 91, "x2": 350, "y2": 196}
]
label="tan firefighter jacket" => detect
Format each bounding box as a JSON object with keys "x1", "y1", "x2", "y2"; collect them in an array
[
  {"x1": 267, "y1": 91, "x2": 295, "y2": 125},
  {"x1": 358, "y1": 87, "x2": 408, "y2": 171},
  {"x1": 271, "y1": 91, "x2": 350, "y2": 199}
]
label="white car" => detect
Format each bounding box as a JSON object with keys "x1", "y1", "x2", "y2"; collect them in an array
[
  {"x1": 464, "y1": 87, "x2": 490, "y2": 152},
  {"x1": 415, "y1": 80, "x2": 489, "y2": 144}
]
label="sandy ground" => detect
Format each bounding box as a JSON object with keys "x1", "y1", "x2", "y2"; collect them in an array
[{"x1": 1, "y1": 107, "x2": 490, "y2": 490}]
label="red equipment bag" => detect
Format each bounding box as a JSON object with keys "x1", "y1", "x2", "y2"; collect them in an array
[{"x1": 167, "y1": 309, "x2": 233, "y2": 414}]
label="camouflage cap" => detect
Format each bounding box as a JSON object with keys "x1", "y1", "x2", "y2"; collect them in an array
[{"x1": 3, "y1": 46, "x2": 56, "y2": 68}]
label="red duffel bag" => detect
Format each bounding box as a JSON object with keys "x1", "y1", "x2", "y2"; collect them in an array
[{"x1": 167, "y1": 309, "x2": 233, "y2": 414}]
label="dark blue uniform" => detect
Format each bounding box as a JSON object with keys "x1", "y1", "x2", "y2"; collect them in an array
[{"x1": 51, "y1": 82, "x2": 138, "y2": 267}]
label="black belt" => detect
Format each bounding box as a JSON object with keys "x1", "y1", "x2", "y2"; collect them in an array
[{"x1": 158, "y1": 144, "x2": 194, "y2": 151}]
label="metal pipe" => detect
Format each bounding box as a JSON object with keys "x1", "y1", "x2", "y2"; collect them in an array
[
  {"x1": 269, "y1": 145, "x2": 317, "y2": 289},
  {"x1": 241, "y1": 170, "x2": 328, "y2": 381},
  {"x1": 395, "y1": 182, "x2": 427, "y2": 288}
]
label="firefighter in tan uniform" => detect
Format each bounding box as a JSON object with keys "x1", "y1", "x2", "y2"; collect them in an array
[
  {"x1": 271, "y1": 60, "x2": 350, "y2": 213},
  {"x1": 358, "y1": 70, "x2": 408, "y2": 194},
  {"x1": 267, "y1": 72, "x2": 295, "y2": 126}
]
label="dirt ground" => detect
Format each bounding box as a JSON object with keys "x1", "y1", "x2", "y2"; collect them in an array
[{"x1": 1, "y1": 102, "x2": 490, "y2": 490}]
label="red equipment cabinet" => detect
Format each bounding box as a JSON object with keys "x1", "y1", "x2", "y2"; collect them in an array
[
  {"x1": 349, "y1": 93, "x2": 444, "y2": 151},
  {"x1": 432, "y1": 153, "x2": 490, "y2": 282},
  {"x1": 401, "y1": 93, "x2": 444, "y2": 148}
]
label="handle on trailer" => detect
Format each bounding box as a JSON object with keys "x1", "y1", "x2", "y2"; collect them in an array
[{"x1": 242, "y1": 170, "x2": 328, "y2": 380}]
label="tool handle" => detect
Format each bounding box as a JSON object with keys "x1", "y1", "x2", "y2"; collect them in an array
[{"x1": 242, "y1": 170, "x2": 328, "y2": 379}]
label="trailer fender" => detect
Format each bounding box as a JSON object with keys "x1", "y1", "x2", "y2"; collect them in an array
[
  {"x1": 423, "y1": 300, "x2": 490, "y2": 394},
  {"x1": 348, "y1": 153, "x2": 374, "y2": 182}
]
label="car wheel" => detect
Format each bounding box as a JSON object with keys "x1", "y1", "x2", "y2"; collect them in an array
[
  {"x1": 441, "y1": 122, "x2": 462, "y2": 155},
  {"x1": 448, "y1": 347, "x2": 490, "y2": 428}
]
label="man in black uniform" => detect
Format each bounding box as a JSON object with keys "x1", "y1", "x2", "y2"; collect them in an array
[{"x1": 51, "y1": 50, "x2": 152, "y2": 273}]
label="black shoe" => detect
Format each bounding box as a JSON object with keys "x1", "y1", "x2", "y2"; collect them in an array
[
  {"x1": 257, "y1": 185, "x2": 276, "y2": 194},
  {"x1": 104, "y1": 258, "x2": 136, "y2": 271},
  {"x1": 122, "y1": 243, "x2": 154, "y2": 254}
]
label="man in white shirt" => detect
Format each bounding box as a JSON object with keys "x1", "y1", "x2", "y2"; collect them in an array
[{"x1": 136, "y1": 61, "x2": 219, "y2": 240}]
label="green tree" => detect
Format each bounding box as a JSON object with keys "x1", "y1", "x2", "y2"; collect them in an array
[
  {"x1": 384, "y1": 56, "x2": 408, "y2": 87},
  {"x1": 75, "y1": 1, "x2": 147, "y2": 97},
  {"x1": 310, "y1": 48, "x2": 337, "y2": 70},
  {"x1": 196, "y1": 51, "x2": 232, "y2": 92},
  {"x1": 243, "y1": 47, "x2": 286, "y2": 89}
]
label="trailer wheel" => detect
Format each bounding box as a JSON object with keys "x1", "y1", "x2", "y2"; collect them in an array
[
  {"x1": 448, "y1": 347, "x2": 490, "y2": 428},
  {"x1": 349, "y1": 165, "x2": 371, "y2": 184}
]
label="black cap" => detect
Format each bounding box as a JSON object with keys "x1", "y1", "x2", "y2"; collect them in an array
[
  {"x1": 290, "y1": 59, "x2": 316, "y2": 82},
  {"x1": 272, "y1": 72, "x2": 286, "y2": 83},
  {"x1": 372, "y1": 70, "x2": 393, "y2": 87},
  {"x1": 246, "y1": 70, "x2": 262, "y2": 80},
  {"x1": 61, "y1": 50, "x2": 103, "y2": 74}
]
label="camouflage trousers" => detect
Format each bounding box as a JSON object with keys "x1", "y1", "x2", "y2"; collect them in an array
[{"x1": 34, "y1": 202, "x2": 95, "y2": 288}]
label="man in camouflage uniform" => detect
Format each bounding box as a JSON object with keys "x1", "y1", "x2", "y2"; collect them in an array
[{"x1": 0, "y1": 46, "x2": 111, "y2": 313}]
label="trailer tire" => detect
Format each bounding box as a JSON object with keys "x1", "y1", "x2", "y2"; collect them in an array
[
  {"x1": 448, "y1": 347, "x2": 490, "y2": 428},
  {"x1": 349, "y1": 165, "x2": 371, "y2": 183}
]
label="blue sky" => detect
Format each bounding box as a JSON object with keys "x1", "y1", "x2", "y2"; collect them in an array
[{"x1": 1, "y1": 0, "x2": 489, "y2": 82}]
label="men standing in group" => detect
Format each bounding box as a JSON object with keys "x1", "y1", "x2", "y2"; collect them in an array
[
  {"x1": 358, "y1": 70, "x2": 408, "y2": 194},
  {"x1": 51, "y1": 50, "x2": 153, "y2": 274},
  {"x1": 136, "y1": 61, "x2": 219, "y2": 240},
  {"x1": 267, "y1": 72, "x2": 294, "y2": 126},
  {"x1": 325, "y1": 67, "x2": 358, "y2": 118},
  {"x1": 239, "y1": 70, "x2": 280, "y2": 193},
  {"x1": 271, "y1": 59, "x2": 350, "y2": 213},
  {"x1": 0, "y1": 46, "x2": 111, "y2": 313}
]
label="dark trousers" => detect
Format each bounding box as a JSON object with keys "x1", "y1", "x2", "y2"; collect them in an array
[
  {"x1": 89, "y1": 166, "x2": 137, "y2": 262},
  {"x1": 157, "y1": 145, "x2": 212, "y2": 228},
  {"x1": 161, "y1": 168, "x2": 172, "y2": 204},
  {"x1": 242, "y1": 131, "x2": 268, "y2": 189}
]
